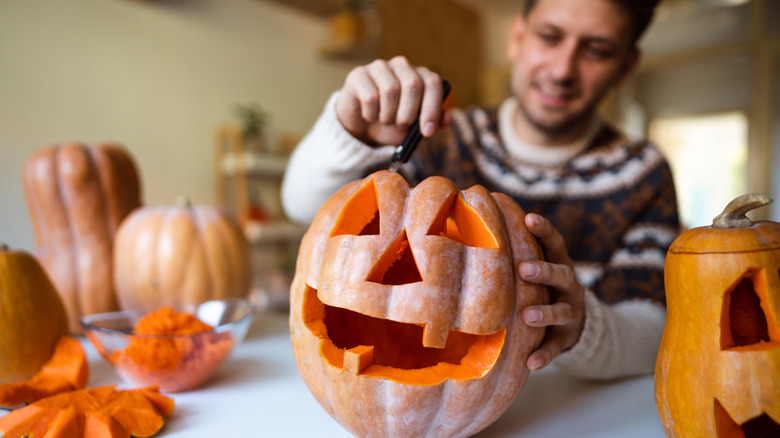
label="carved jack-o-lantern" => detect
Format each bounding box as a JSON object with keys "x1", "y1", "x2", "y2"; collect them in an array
[
  {"x1": 655, "y1": 194, "x2": 780, "y2": 437},
  {"x1": 289, "y1": 171, "x2": 547, "y2": 438}
]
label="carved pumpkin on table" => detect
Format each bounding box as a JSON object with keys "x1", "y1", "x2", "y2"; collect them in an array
[
  {"x1": 289, "y1": 170, "x2": 547, "y2": 438},
  {"x1": 655, "y1": 194, "x2": 780, "y2": 437}
]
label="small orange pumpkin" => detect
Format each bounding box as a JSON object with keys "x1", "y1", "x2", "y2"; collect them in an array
[
  {"x1": 23, "y1": 142, "x2": 142, "y2": 333},
  {"x1": 290, "y1": 170, "x2": 547, "y2": 437},
  {"x1": 113, "y1": 198, "x2": 252, "y2": 311},
  {"x1": 655, "y1": 194, "x2": 780, "y2": 437}
]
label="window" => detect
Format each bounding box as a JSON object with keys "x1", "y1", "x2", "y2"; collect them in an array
[{"x1": 649, "y1": 112, "x2": 748, "y2": 229}]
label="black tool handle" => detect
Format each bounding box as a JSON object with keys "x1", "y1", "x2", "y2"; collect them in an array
[{"x1": 391, "y1": 79, "x2": 452, "y2": 165}]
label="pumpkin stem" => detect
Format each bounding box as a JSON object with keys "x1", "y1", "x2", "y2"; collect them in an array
[
  {"x1": 175, "y1": 196, "x2": 192, "y2": 208},
  {"x1": 0, "y1": 242, "x2": 8, "y2": 251},
  {"x1": 712, "y1": 193, "x2": 773, "y2": 229}
]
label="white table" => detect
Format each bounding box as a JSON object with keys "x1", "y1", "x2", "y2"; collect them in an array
[{"x1": 2, "y1": 311, "x2": 667, "y2": 437}]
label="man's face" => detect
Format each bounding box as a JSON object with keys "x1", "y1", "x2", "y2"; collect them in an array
[{"x1": 508, "y1": 0, "x2": 638, "y2": 143}]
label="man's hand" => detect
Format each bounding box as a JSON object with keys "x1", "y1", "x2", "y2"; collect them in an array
[
  {"x1": 335, "y1": 56, "x2": 449, "y2": 146},
  {"x1": 520, "y1": 213, "x2": 586, "y2": 371}
]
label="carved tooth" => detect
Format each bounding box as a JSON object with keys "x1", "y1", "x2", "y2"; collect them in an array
[
  {"x1": 422, "y1": 325, "x2": 449, "y2": 349},
  {"x1": 345, "y1": 345, "x2": 374, "y2": 374}
]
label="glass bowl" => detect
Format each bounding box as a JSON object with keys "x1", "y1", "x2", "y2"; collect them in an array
[{"x1": 81, "y1": 298, "x2": 255, "y2": 393}]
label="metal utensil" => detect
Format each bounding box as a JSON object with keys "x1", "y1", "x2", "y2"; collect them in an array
[{"x1": 388, "y1": 79, "x2": 451, "y2": 172}]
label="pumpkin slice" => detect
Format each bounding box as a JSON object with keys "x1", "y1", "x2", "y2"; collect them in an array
[
  {"x1": 0, "y1": 385, "x2": 173, "y2": 438},
  {"x1": 0, "y1": 335, "x2": 89, "y2": 407}
]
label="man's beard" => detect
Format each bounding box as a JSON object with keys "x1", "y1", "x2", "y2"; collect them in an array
[{"x1": 518, "y1": 97, "x2": 598, "y2": 140}]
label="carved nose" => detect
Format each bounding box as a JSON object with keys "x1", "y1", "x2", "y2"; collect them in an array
[{"x1": 366, "y1": 230, "x2": 422, "y2": 286}]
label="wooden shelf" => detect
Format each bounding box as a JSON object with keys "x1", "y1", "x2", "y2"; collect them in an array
[
  {"x1": 263, "y1": 0, "x2": 347, "y2": 17},
  {"x1": 215, "y1": 124, "x2": 303, "y2": 311},
  {"x1": 215, "y1": 124, "x2": 293, "y2": 235},
  {"x1": 220, "y1": 150, "x2": 288, "y2": 178},
  {"x1": 244, "y1": 220, "x2": 307, "y2": 245}
]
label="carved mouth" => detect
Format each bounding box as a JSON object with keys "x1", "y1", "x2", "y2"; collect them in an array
[
  {"x1": 715, "y1": 399, "x2": 780, "y2": 437},
  {"x1": 302, "y1": 285, "x2": 505, "y2": 385}
]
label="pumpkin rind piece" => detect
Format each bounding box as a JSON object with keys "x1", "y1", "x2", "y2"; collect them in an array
[
  {"x1": 113, "y1": 199, "x2": 252, "y2": 311},
  {"x1": 0, "y1": 244, "x2": 69, "y2": 384},
  {"x1": 0, "y1": 386, "x2": 173, "y2": 438},
  {"x1": 0, "y1": 335, "x2": 89, "y2": 407},
  {"x1": 290, "y1": 171, "x2": 547, "y2": 438},
  {"x1": 23, "y1": 142, "x2": 142, "y2": 333}
]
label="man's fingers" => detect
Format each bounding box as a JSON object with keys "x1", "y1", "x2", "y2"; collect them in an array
[
  {"x1": 522, "y1": 303, "x2": 573, "y2": 327},
  {"x1": 394, "y1": 79, "x2": 423, "y2": 126},
  {"x1": 526, "y1": 350, "x2": 550, "y2": 371},
  {"x1": 525, "y1": 213, "x2": 570, "y2": 265},
  {"x1": 337, "y1": 56, "x2": 446, "y2": 145},
  {"x1": 416, "y1": 67, "x2": 445, "y2": 136},
  {"x1": 366, "y1": 59, "x2": 409, "y2": 125},
  {"x1": 526, "y1": 331, "x2": 566, "y2": 370},
  {"x1": 343, "y1": 66, "x2": 381, "y2": 124},
  {"x1": 520, "y1": 260, "x2": 578, "y2": 292}
]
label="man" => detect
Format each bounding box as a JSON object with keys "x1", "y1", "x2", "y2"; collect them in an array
[{"x1": 282, "y1": 0, "x2": 679, "y2": 379}]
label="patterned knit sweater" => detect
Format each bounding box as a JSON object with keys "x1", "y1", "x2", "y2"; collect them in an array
[{"x1": 282, "y1": 92, "x2": 681, "y2": 380}]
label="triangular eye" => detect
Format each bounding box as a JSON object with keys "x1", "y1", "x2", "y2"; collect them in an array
[
  {"x1": 366, "y1": 230, "x2": 422, "y2": 285},
  {"x1": 720, "y1": 268, "x2": 780, "y2": 350},
  {"x1": 426, "y1": 193, "x2": 498, "y2": 248},
  {"x1": 330, "y1": 180, "x2": 380, "y2": 237}
]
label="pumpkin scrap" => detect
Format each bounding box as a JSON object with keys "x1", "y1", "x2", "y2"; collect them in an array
[
  {"x1": 108, "y1": 307, "x2": 234, "y2": 392},
  {"x1": 0, "y1": 385, "x2": 174, "y2": 438},
  {"x1": 0, "y1": 336, "x2": 88, "y2": 407}
]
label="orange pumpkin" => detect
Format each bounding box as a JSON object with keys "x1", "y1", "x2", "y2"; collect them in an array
[
  {"x1": 23, "y1": 142, "x2": 142, "y2": 333},
  {"x1": 655, "y1": 194, "x2": 780, "y2": 437},
  {"x1": 290, "y1": 170, "x2": 547, "y2": 437},
  {"x1": 113, "y1": 198, "x2": 252, "y2": 311}
]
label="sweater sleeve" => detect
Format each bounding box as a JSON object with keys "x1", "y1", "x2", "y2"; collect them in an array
[
  {"x1": 552, "y1": 146, "x2": 678, "y2": 380},
  {"x1": 552, "y1": 289, "x2": 666, "y2": 380},
  {"x1": 281, "y1": 91, "x2": 396, "y2": 224}
]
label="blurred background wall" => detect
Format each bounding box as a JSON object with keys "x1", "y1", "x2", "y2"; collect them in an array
[
  {"x1": 1, "y1": 0, "x2": 778, "y2": 255},
  {"x1": 0, "y1": 0, "x2": 354, "y2": 251}
]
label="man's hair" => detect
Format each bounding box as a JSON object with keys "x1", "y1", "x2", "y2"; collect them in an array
[{"x1": 522, "y1": 0, "x2": 662, "y2": 46}]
